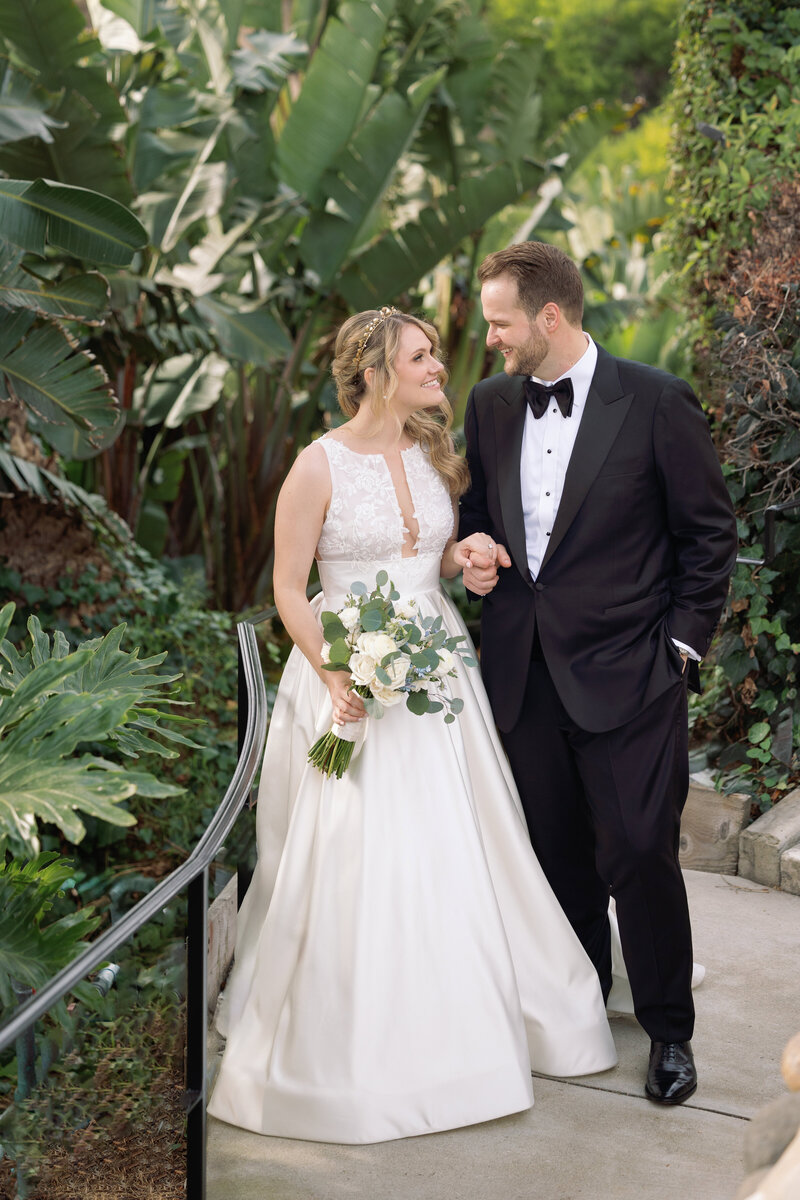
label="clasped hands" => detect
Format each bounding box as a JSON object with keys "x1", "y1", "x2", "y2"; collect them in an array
[{"x1": 452, "y1": 534, "x2": 511, "y2": 596}]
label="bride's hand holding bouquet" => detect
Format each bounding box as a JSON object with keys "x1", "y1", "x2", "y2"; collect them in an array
[{"x1": 309, "y1": 571, "x2": 476, "y2": 779}]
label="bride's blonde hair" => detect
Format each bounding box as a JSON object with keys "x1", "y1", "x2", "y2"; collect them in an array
[{"x1": 331, "y1": 309, "x2": 470, "y2": 499}]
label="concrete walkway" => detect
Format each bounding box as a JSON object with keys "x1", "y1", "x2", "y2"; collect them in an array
[{"x1": 206, "y1": 870, "x2": 799, "y2": 1200}]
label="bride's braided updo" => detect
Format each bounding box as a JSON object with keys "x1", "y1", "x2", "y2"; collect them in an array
[{"x1": 331, "y1": 308, "x2": 470, "y2": 499}]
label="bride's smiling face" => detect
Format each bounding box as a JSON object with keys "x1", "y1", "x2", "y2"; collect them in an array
[{"x1": 388, "y1": 324, "x2": 445, "y2": 413}]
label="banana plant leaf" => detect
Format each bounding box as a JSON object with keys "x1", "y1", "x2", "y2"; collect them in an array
[
  {"x1": 0, "y1": 448, "x2": 133, "y2": 545},
  {"x1": 99, "y1": 0, "x2": 160, "y2": 38},
  {"x1": 0, "y1": 242, "x2": 110, "y2": 323},
  {"x1": 299, "y1": 70, "x2": 445, "y2": 285},
  {"x1": 338, "y1": 159, "x2": 546, "y2": 309},
  {"x1": 135, "y1": 351, "x2": 229, "y2": 428},
  {"x1": 194, "y1": 295, "x2": 291, "y2": 366},
  {"x1": 0, "y1": 178, "x2": 147, "y2": 265},
  {"x1": 0, "y1": 308, "x2": 121, "y2": 460},
  {"x1": 276, "y1": 0, "x2": 396, "y2": 202},
  {"x1": 0, "y1": 57, "x2": 66, "y2": 146},
  {"x1": 231, "y1": 30, "x2": 307, "y2": 92},
  {"x1": 0, "y1": 0, "x2": 98, "y2": 74}
]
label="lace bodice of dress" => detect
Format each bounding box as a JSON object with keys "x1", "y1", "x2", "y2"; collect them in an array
[{"x1": 316, "y1": 436, "x2": 454, "y2": 563}]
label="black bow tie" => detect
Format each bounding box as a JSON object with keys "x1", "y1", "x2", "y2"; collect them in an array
[{"x1": 524, "y1": 377, "x2": 574, "y2": 419}]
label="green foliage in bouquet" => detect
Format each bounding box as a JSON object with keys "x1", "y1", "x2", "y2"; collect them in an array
[{"x1": 309, "y1": 571, "x2": 475, "y2": 778}]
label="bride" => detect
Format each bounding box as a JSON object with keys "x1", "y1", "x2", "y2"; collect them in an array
[{"x1": 207, "y1": 306, "x2": 617, "y2": 1145}]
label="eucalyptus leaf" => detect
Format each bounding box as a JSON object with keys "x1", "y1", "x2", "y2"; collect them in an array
[
  {"x1": 329, "y1": 637, "x2": 350, "y2": 665},
  {"x1": 406, "y1": 689, "x2": 429, "y2": 716}
]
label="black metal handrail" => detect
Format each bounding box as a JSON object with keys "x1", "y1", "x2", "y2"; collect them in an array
[{"x1": 0, "y1": 615, "x2": 270, "y2": 1198}]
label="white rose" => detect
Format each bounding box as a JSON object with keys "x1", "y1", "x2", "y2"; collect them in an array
[
  {"x1": 393, "y1": 600, "x2": 418, "y2": 621},
  {"x1": 349, "y1": 652, "x2": 377, "y2": 686},
  {"x1": 369, "y1": 680, "x2": 406, "y2": 707},
  {"x1": 320, "y1": 642, "x2": 331, "y2": 664},
  {"x1": 380, "y1": 653, "x2": 410, "y2": 691},
  {"x1": 357, "y1": 631, "x2": 399, "y2": 662},
  {"x1": 339, "y1": 605, "x2": 361, "y2": 634},
  {"x1": 436, "y1": 648, "x2": 455, "y2": 675}
]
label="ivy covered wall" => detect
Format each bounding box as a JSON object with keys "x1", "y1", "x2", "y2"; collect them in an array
[{"x1": 668, "y1": 0, "x2": 800, "y2": 808}]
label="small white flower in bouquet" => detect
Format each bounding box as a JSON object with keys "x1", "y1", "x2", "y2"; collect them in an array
[{"x1": 308, "y1": 570, "x2": 476, "y2": 779}]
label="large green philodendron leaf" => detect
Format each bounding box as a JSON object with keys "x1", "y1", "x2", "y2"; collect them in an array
[
  {"x1": 0, "y1": 754, "x2": 138, "y2": 846},
  {"x1": 0, "y1": 57, "x2": 66, "y2": 146},
  {"x1": 276, "y1": 0, "x2": 396, "y2": 202},
  {"x1": 0, "y1": 853, "x2": 100, "y2": 999},
  {"x1": 0, "y1": 178, "x2": 147, "y2": 266},
  {"x1": 338, "y1": 160, "x2": 546, "y2": 309},
  {"x1": 298, "y1": 70, "x2": 444, "y2": 285},
  {"x1": 0, "y1": 242, "x2": 110, "y2": 322},
  {"x1": 0, "y1": 608, "x2": 193, "y2": 849},
  {"x1": 0, "y1": 308, "x2": 121, "y2": 460}
]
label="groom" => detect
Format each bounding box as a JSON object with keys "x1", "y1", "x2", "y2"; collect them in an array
[{"x1": 459, "y1": 241, "x2": 738, "y2": 1104}]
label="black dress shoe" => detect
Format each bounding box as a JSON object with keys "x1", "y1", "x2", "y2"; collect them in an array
[{"x1": 645, "y1": 1040, "x2": 697, "y2": 1104}]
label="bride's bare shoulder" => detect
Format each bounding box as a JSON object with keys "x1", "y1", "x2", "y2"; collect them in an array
[{"x1": 281, "y1": 438, "x2": 332, "y2": 499}]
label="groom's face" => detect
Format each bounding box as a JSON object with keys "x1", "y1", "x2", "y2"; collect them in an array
[{"x1": 481, "y1": 275, "x2": 550, "y2": 377}]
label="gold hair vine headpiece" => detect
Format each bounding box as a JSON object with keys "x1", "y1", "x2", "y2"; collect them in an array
[{"x1": 354, "y1": 306, "x2": 398, "y2": 371}]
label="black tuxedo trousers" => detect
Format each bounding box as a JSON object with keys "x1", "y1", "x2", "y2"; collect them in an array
[
  {"x1": 460, "y1": 348, "x2": 738, "y2": 1042},
  {"x1": 502, "y1": 650, "x2": 693, "y2": 1041}
]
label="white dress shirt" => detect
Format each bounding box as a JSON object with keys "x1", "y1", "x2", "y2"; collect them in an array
[
  {"x1": 521, "y1": 334, "x2": 596, "y2": 580},
  {"x1": 519, "y1": 334, "x2": 699, "y2": 660}
]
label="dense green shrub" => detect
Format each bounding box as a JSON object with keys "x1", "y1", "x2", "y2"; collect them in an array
[{"x1": 668, "y1": 0, "x2": 800, "y2": 807}]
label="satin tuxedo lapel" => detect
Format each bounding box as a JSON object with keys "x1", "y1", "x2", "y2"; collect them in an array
[
  {"x1": 493, "y1": 376, "x2": 532, "y2": 589},
  {"x1": 539, "y1": 349, "x2": 632, "y2": 575}
]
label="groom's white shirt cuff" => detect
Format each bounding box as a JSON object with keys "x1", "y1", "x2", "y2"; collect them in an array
[{"x1": 671, "y1": 638, "x2": 701, "y2": 661}]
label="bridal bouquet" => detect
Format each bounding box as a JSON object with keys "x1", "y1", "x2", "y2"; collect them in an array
[{"x1": 308, "y1": 570, "x2": 476, "y2": 779}]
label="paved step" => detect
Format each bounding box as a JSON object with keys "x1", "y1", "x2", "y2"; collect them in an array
[
  {"x1": 206, "y1": 870, "x2": 800, "y2": 1200},
  {"x1": 739, "y1": 788, "x2": 800, "y2": 887}
]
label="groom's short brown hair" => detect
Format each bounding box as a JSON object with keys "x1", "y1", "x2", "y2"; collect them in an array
[{"x1": 478, "y1": 241, "x2": 584, "y2": 326}]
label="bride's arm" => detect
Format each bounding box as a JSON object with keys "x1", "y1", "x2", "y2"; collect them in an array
[{"x1": 273, "y1": 444, "x2": 365, "y2": 724}]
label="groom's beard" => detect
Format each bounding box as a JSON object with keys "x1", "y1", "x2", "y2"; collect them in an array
[{"x1": 501, "y1": 325, "x2": 550, "y2": 377}]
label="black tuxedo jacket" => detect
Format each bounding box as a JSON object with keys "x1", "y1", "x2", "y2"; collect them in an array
[{"x1": 459, "y1": 346, "x2": 738, "y2": 734}]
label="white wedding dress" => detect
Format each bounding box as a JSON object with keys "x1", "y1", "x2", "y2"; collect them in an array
[{"x1": 207, "y1": 435, "x2": 618, "y2": 1145}]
